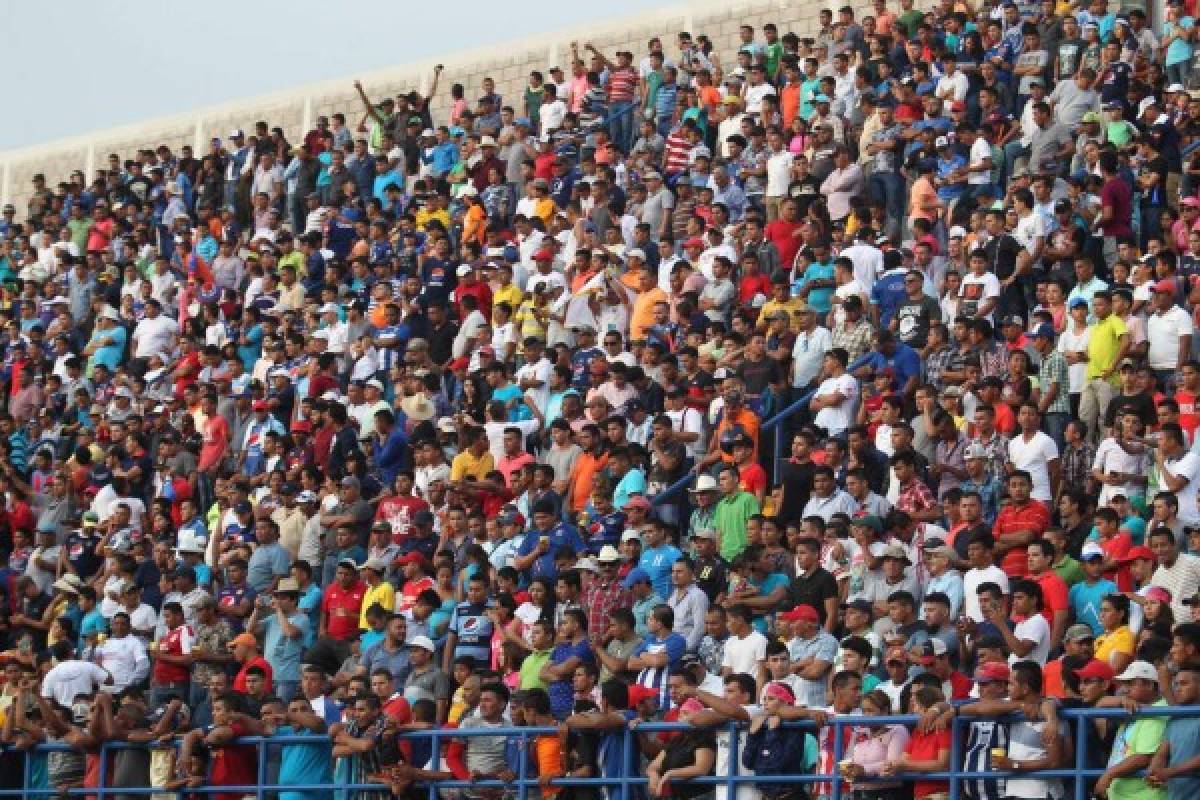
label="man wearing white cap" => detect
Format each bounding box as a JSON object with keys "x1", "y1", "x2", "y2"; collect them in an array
[
  {"x1": 1094, "y1": 659, "x2": 1167, "y2": 800},
  {"x1": 318, "y1": 302, "x2": 349, "y2": 354}
]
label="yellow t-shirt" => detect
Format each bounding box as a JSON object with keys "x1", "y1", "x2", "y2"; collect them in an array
[
  {"x1": 451, "y1": 449, "x2": 495, "y2": 482},
  {"x1": 758, "y1": 297, "x2": 808, "y2": 333},
  {"x1": 359, "y1": 580, "x2": 396, "y2": 629},
  {"x1": 1086, "y1": 315, "x2": 1129, "y2": 382},
  {"x1": 493, "y1": 283, "x2": 525, "y2": 321},
  {"x1": 1095, "y1": 625, "x2": 1136, "y2": 666}
]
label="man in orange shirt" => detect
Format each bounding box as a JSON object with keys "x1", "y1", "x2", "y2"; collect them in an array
[
  {"x1": 567, "y1": 424, "x2": 610, "y2": 514},
  {"x1": 696, "y1": 389, "x2": 761, "y2": 472},
  {"x1": 1042, "y1": 624, "x2": 1098, "y2": 698},
  {"x1": 1027, "y1": 538, "x2": 1071, "y2": 649},
  {"x1": 780, "y1": 63, "x2": 803, "y2": 128},
  {"x1": 627, "y1": 266, "x2": 667, "y2": 341}
]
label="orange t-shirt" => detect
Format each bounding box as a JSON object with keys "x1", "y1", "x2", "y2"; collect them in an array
[
  {"x1": 534, "y1": 734, "x2": 563, "y2": 795},
  {"x1": 908, "y1": 177, "x2": 940, "y2": 225},
  {"x1": 780, "y1": 84, "x2": 802, "y2": 128},
  {"x1": 569, "y1": 451, "x2": 610, "y2": 513},
  {"x1": 631, "y1": 287, "x2": 667, "y2": 340}
]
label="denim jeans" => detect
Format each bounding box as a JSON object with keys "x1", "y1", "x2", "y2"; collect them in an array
[
  {"x1": 609, "y1": 101, "x2": 638, "y2": 153},
  {"x1": 868, "y1": 171, "x2": 904, "y2": 228},
  {"x1": 1168, "y1": 61, "x2": 1192, "y2": 88},
  {"x1": 1043, "y1": 411, "x2": 1069, "y2": 452},
  {"x1": 275, "y1": 680, "x2": 300, "y2": 704}
]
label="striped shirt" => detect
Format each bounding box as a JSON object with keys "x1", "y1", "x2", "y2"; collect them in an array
[
  {"x1": 1038, "y1": 349, "x2": 1071, "y2": 414},
  {"x1": 632, "y1": 632, "x2": 686, "y2": 709},
  {"x1": 607, "y1": 66, "x2": 638, "y2": 102}
]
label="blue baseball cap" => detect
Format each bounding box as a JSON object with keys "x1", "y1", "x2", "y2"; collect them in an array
[
  {"x1": 621, "y1": 567, "x2": 652, "y2": 590},
  {"x1": 1068, "y1": 297, "x2": 1089, "y2": 309},
  {"x1": 1032, "y1": 324, "x2": 1056, "y2": 340}
]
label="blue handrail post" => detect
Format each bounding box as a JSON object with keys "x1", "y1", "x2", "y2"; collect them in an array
[
  {"x1": 726, "y1": 721, "x2": 738, "y2": 800},
  {"x1": 517, "y1": 730, "x2": 529, "y2": 800},
  {"x1": 22, "y1": 741, "x2": 31, "y2": 796},
  {"x1": 772, "y1": 413, "x2": 784, "y2": 485},
  {"x1": 621, "y1": 725, "x2": 633, "y2": 800},
  {"x1": 97, "y1": 742, "x2": 108, "y2": 800},
  {"x1": 256, "y1": 735, "x2": 267, "y2": 800},
  {"x1": 429, "y1": 728, "x2": 441, "y2": 800},
  {"x1": 1074, "y1": 713, "x2": 1087, "y2": 800},
  {"x1": 831, "y1": 717, "x2": 844, "y2": 800},
  {"x1": 949, "y1": 713, "x2": 961, "y2": 800}
]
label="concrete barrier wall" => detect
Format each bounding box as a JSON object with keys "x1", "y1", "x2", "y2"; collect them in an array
[{"x1": 1, "y1": 0, "x2": 887, "y2": 214}]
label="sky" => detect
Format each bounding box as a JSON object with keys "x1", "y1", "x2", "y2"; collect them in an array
[{"x1": 0, "y1": 0, "x2": 670, "y2": 152}]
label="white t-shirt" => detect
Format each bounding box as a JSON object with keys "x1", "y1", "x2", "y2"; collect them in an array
[
  {"x1": 1008, "y1": 431, "x2": 1059, "y2": 502},
  {"x1": 964, "y1": 565, "x2": 1010, "y2": 622},
  {"x1": 1161, "y1": 452, "x2": 1200, "y2": 525},
  {"x1": 1013, "y1": 213, "x2": 1046, "y2": 253},
  {"x1": 666, "y1": 406, "x2": 707, "y2": 460},
  {"x1": 41, "y1": 660, "x2": 109, "y2": 707},
  {"x1": 813, "y1": 373, "x2": 859, "y2": 435},
  {"x1": 744, "y1": 83, "x2": 777, "y2": 114},
  {"x1": 715, "y1": 702, "x2": 763, "y2": 800},
  {"x1": 936, "y1": 71, "x2": 970, "y2": 102},
  {"x1": 721, "y1": 630, "x2": 768, "y2": 675},
  {"x1": 968, "y1": 136, "x2": 993, "y2": 185},
  {"x1": 765, "y1": 150, "x2": 795, "y2": 197},
  {"x1": 132, "y1": 315, "x2": 179, "y2": 359},
  {"x1": 1058, "y1": 326, "x2": 1091, "y2": 394},
  {"x1": 959, "y1": 272, "x2": 1001, "y2": 322},
  {"x1": 1147, "y1": 306, "x2": 1195, "y2": 370},
  {"x1": 515, "y1": 357, "x2": 554, "y2": 419},
  {"x1": 1010, "y1": 613, "x2": 1051, "y2": 666}
]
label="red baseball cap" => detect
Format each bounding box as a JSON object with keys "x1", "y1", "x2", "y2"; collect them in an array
[
  {"x1": 1121, "y1": 545, "x2": 1156, "y2": 563},
  {"x1": 683, "y1": 237, "x2": 705, "y2": 249},
  {"x1": 973, "y1": 661, "x2": 1011, "y2": 684},
  {"x1": 290, "y1": 419, "x2": 312, "y2": 433},
  {"x1": 778, "y1": 604, "x2": 820, "y2": 623},
  {"x1": 1074, "y1": 659, "x2": 1115, "y2": 683},
  {"x1": 252, "y1": 400, "x2": 270, "y2": 412},
  {"x1": 628, "y1": 684, "x2": 659, "y2": 709}
]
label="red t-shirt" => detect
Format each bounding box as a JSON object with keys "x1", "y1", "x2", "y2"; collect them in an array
[
  {"x1": 1100, "y1": 531, "x2": 1134, "y2": 591},
  {"x1": 322, "y1": 580, "x2": 367, "y2": 640},
  {"x1": 398, "y1": 576, "x2": 435, "y2": 613},
  {"x1": 1033, "y1": 569, "x2": 1070, "y2": 623},
  {"x1": 199, "y1": 414, "x2": 230, "y2": 472},
  {"x1": 906, "y1": 728, "x2": 952, "y2": 799},
  {"x1": 1178, "y1": 390, "x2": 1199, "y2": 441},
  {"x1": 210, "y1": 722, "x2": 257, "y2": 800},
  {"x1": 383, "y1": 693, "x2": 413, "y2": 724},
  {"x1": 1100, "y1": 177, "x2": 1134, "y2": 238},
  {"x1": 764, "y1": 219, "x2": 804, "y2": 268},
  {"x1": 377, "y1": 494, "x2": 430, "y2": 543},
  {"x1": 992, "y1": 500, "x2": 1050, "y2": 578},
  {"x1": 152, "y1": 623, "x2": 194, "y2": 685},
  {"x1": 233, "y1": 655, "x2": 274, "y2": 694},
  {"x1": 738, "y1": 273, "x2": 773, "y2": 305},
  {"x1": 740, "y1": 462, "x2": 768, "y2": 497}
]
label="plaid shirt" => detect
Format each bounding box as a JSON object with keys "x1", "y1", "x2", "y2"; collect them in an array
[
  {"x1": 925, "y1": 345, "x2": 958, "y2": 390},
  {"x1": 1061, "y1": 440, "x2": 1096, "y2": 498},
  {"x1": 832, "y1": 318, "x2": 875, "y2": 364},
  {"x1": 967, "y1": 431, "x2": 1010, "y2": 483},
  {"x1": 583, "y1": 578, "x2": 633, "y2": 640},
  {"x1": 1038, "y1": 349, "x2": 1071, "y2": 414}
]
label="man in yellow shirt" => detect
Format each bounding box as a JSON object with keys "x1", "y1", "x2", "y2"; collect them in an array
[
  {"x1": 450, "y1": 428, "x2": 495, "y2": 483},
  {"x1": 757, "y1": 275, "x2": 807, "y2": 333},
  {"x1": 491, "y1": 263, "x2": 524, "y2": 325},
  {"x1": 1081, "y1": 290, "x2": 1130, "y2": 442},
  {"x1": 358, "y1": 556, "x2": 395, "y2": 629}
]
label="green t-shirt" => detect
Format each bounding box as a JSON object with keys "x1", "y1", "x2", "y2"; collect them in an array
[
  {"x1": 519, "y1": 648, "x2": 552, "y2": 690},
  {"x1": 1053, "y1": 555, "x2": 1086, "y2": 588},
  {"x1": 714, "y1": 491, "x2": 762, "y2": 561},
  {"x1": 1108, "y1": 698, "x2": 1168, "y2": 800},
  {"x1": 764, "y1": 42, "x2": 784, "y2": 79}
]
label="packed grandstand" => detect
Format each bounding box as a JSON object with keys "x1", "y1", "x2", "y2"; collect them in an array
[{"x1": 3, "y1": 1, "x2": 1200, "y2": 800}]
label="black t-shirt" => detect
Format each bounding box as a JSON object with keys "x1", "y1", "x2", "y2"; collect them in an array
[
  {"x1": 787, "y1": 567, "x2": 839, "y2": 624},
  {"x1": 739, "y1": 355, "x2": 783, "y2": 396},
  {"x1": 895, "y1": 295, "x2": 942, "y2": 348},
  {"x1": 778, "y1": 459, "x2": 816, "y2": 523},
  {"x1": 1104, "y1": 391, "x2": 1157, "y2": 429},
  {"x1": 1055, "y1": 38, "x2": 1086, "y2": 79}
]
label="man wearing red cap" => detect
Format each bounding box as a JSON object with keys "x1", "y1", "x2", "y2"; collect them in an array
[
  {"x1": 1147, "y1": 278, "x2": 1194, "y2": 392},
  {"x1": 779, "y1": 604, "x2": 837, "y2": 707}
]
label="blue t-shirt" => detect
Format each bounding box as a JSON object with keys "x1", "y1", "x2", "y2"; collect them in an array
[
  {"x1": 639, "y1": 544, "x2": 683, "y2": 599},
  {"x1": 449, "y1": 601, "x2": 494, "y2": 664},
  {"x1": 247, "y1": 542, "x2": 292, "y2": 594},
  {"x1": 1069, "y1": 578, "x2": 1118, "y2": 635},
  {"x1": 631, "y1": 632, "x2": 687, "y2": 709},
  {"x1": 549, "y1": 639, "x2": 595, "y2": 719},
  {"x1": 515, "y1": 523, "x2": 586, "y2": 581},
  {"x1": 217, "y1": 584, "x2": 257, "y2": 633},
  {"x1": 262, "y1": 612, "x2": 311, "y2": 682},
  {"x1": 90, "y1": 325, "x2": 126, "y2": 371},
  {"x1": 1166, "y1": 18, "x2": 1195, "y2": 66},
  {"x1": 1165, "y1": 716, "x2": 1200, "y2": 800},
  {"x1": 798, "y1": 261, "x2": 835, "y2": 314},
  {"x1": 871, "y1": 270, "x2": 908, "y2": 328},
  {"x1": 276, "y1": 723, "x2": 334, "y2": 800},
  {"x1": 613, "y1": 468, "x2": 647, "y2": 510},
  {"x1": 856, "y1": 344, "x2": 922, "y2": 390},
  {"x1": 751, "y1": 572, "x2": 791, "y2": 633}
]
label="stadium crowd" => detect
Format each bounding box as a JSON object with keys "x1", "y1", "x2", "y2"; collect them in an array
[{"x1": 8, "y1": 1, "x2": 1200, "y2": 799}]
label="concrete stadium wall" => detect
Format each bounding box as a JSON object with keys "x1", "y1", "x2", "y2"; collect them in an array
[{"x1": 0, "y1": 0, "x2": 892, "y2": 213}]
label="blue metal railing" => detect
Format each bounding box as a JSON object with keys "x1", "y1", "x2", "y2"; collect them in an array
[
  {"x1": 652, "y1": 387, "x2": 816, "y2": 507},
  {"x1": 5, "y1": 705, "x2": 1193, "y2": 800}
]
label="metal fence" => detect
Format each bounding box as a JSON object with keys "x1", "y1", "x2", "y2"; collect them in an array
[{"x1": 3, "y1": 704, "x2": 1196, "y2": 800}]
